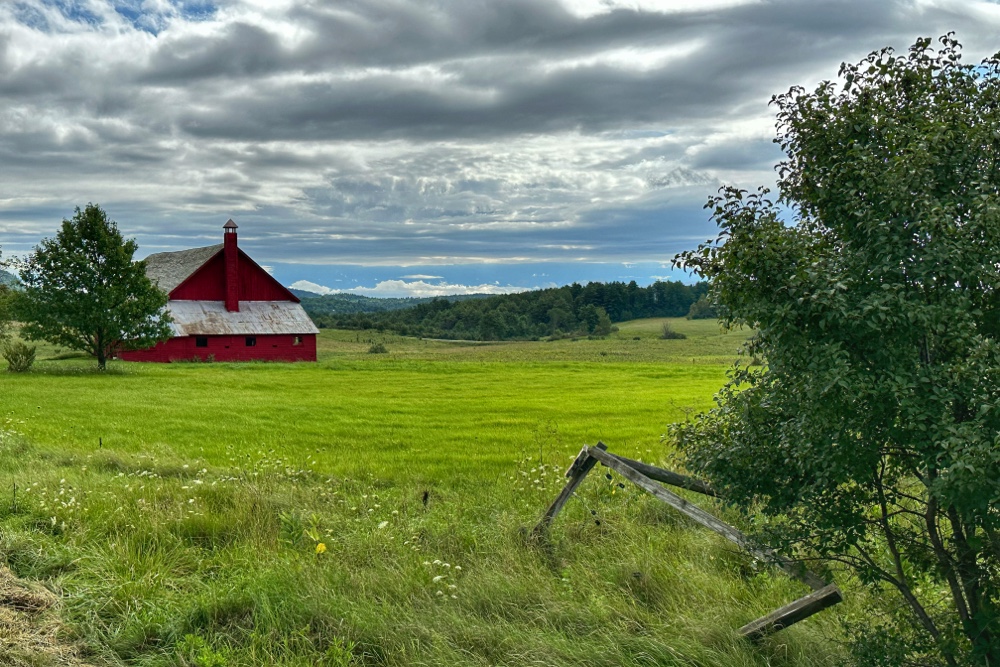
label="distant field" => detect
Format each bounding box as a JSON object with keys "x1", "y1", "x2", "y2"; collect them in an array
[
  {"x1": 0, "y1": 319, "x2": 849, "y2": 666},
  {"x1": 5, "y1": 319, "x2": 743, "y2": 479}
]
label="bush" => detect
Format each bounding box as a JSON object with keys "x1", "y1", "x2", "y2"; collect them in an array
[
  {"x1": 3, "y1": 341, "x2": 36, "y2": 372},
  {"x1": 367, "y1": 342, "x2": 388, "y2": 354},
  {"x1": 660, "y1": 323, "x2": 687, "y2": 340}
]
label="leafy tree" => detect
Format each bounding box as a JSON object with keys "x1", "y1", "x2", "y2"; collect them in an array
[
  {"x1": 593, "y1": 308, "x2": 613, "y2": 337},
  {"x1": 0, "y1": 249, "x2": 13, "y2": 341},
  {"x1": 672, "y1": 36, "x2": 1000, "y2": 665},
  {"x1": 685, "y1": 295, "x2": 718, "y2": 320},
  {"x1": 17, "y1": 204, "x2": 171, "y2": 369}
]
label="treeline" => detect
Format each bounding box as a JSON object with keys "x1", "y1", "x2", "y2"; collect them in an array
[
  {"x1": 306, "y1": 280, "x2": 711, "y2": 340},
  {"x1": 296, "y1": 291, "x2": 492, "y2": 316}
]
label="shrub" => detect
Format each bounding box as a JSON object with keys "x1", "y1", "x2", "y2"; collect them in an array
[
  {"x1": 367, "y1": 342, "x2": 388, "y2": 354},
  {"x1": 660, "y1": 323, "x2": 687, "y2": 340},
  {"x1": 3, "y1": 341, "x2": 36, "y2": 372}
]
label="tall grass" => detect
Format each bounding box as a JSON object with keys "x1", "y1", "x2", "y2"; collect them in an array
[{"x1": 0, "y1": 320, "x2": 849, "y2": 666}]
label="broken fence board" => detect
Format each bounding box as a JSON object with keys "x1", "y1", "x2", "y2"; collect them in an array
[
  {"x1": 739, "y1": 584, "x2": 843, "y2": 640},
  {"x1": 585, "y1": 445, "x2": 827, "y2": 591},
  {"x1": 601, "y1": 449, "x2": 717, "y2": 497}
]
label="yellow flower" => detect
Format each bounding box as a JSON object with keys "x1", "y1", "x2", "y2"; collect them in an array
[{"x1": 315, "y1": 542, "x2": 327, "y2": 555}]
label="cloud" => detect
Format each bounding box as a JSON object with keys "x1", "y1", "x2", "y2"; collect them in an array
[
  {"x1": 289, "y1": 280, "x2": 334, "y2": 295},
  {"x1": 2, "y1": 0, "x2": 1000, "y2": 283},
  {"x1": 290, "y1": 278, "x2": 530, "y2": 299}
]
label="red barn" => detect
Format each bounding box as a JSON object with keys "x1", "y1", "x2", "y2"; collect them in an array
[{"x1": 120, "y1": 220, "x2": 318, "y2": 362}]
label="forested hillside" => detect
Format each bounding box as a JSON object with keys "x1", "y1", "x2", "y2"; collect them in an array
[
  {"x1": 306, "y1": 280, "x2": 709, "y2": 340},
  {"x1": 297, "y1": 291, "x2": 492, "y2": 315}
]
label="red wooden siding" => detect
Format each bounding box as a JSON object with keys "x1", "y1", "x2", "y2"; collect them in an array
[
  {"x1": 235, "y1": 252, "x2": 295, "y2": 301},
  {"x1": 169, "y1": 250, "x2": 298, "y2": 302},
  {"x1": 120, "y1": 334, "x2": 317, "y2": 363},
  {"x1": 170, "y1": 252, "x2": 225, "y2": 300}
]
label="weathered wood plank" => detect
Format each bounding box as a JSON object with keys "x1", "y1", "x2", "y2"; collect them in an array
[
  {"x1": 738, "y1": 584, "x2": 843, "y2": 640},
  {"x1": 586, "y1": 446, "x2": 827, "y2": 591},
  {"x1": 602, "y1": 450, "x2": 717, "y2": 497},
  {"x1": 532, "y1": 443, "x2": 607, "y2": 535}
]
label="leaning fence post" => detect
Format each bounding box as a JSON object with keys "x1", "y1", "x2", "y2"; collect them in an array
[{"x1": 532, "y1": 442, "x2": 607, "y2": 536}]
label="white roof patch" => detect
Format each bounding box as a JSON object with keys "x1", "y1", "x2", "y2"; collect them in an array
[{"x1": 167, "y1": 301, "x2": 319, "y2": 336}]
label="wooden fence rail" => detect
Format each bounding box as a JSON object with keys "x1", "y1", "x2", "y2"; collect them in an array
[{"x1": 533, "y1": 442, "x2": 842, "y2": 641}]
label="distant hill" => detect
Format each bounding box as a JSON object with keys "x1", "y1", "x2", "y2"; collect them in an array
[
  {"x1": 0, "y1": 268, "x2": 17, "y2": 287},
  {"x1": 298, "y1": 291, "x2": 494, "y2": 316},
  {"x1": 307, "y1": 280, "x2": 710, "y2": 340}
]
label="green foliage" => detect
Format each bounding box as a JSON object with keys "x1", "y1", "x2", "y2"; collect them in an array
[
  {"x1": 673, "y1": 35, "x2": 1000, "y2": 665},
  {"x1": 307, "y1": 280, "x2": 708, "y2": 341},
  {"x1": 0, "y1": 249, "x2": 13, "y2": 341},
  {"x1": 178, "y1": 634, "x2": 230, "y2": 667},
  {"x1": 3, "y1": 341, "x2": 35, "y2": 373},
  {"x1": 367, "y1": 342, "x2": 388, "y2": 354},
  {"x1": 0, "y1": 286, "x2": 11, "y2": 343},
  {"x1": 300, "y1": 291, "x2": 491, "y2": 316},
  {"x1": 686, "y1": 296, "x2": 718, "y2": 320},
  {"x1": 16, "y1": 204, "x2": 172, "y2": 370}
]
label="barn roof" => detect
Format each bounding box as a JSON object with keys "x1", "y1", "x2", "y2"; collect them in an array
[
  {"x1": 166, "y1": 301, "x2": 320, "y2": 336},
  {"x1": 144, "y1": 244, "x2": 223, "y2": 293}
]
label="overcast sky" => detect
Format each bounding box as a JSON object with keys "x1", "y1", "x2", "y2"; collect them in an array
[{"x1": 2, "y1": 0, "x2": 1000, "y2": 297}]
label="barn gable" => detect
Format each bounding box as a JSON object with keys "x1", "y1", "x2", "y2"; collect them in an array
[
  {"x1": 145, "y1": 245, "x2": 299, "y2": 303},
  {"x1": 121, "y1": 220, "x2": 318, "y2": 363}
]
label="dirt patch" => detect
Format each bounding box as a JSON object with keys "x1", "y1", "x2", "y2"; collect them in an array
[{"x1": 0, "y1": 566, "x2": 96, "y2": 666}]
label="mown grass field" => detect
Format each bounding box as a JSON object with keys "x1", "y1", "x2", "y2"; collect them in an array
[{"x1": 0, "y1": 319, "x2": 851, "y2": 666}]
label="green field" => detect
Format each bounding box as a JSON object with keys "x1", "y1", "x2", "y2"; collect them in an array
[{"x1": 0, "y1": 319, "x2": 849, "y2": 666}]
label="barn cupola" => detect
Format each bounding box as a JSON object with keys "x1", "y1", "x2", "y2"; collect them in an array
[{"x1": 224, "y1": 219, "x2": 239, "y2": 312}]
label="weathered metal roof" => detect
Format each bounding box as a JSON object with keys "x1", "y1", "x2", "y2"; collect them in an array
[
  {"x1": 144, "y1": 244, "x2": 222, "y2": 294},
  {"x1": 167, "y1": 301, "x2": 320, "y2": 336}
]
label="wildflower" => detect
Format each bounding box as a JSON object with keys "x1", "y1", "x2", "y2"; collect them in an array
[
  {"x1": 315, "y1": 542, "x2": 327, "y2": 555},
  {"x1": 454, "y1": 566, "x2": 462, "y2": 572},
  {"x1": 378, "y1": 521, "x2": 389, "y2": 529},
  {"x1": 432, "y1": 575, "x2": 445, "y2": 583}
]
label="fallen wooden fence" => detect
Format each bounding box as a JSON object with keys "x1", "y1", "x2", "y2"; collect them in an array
[{"x1": 533, "y1": 442, "x2": 842, "y2": 641}]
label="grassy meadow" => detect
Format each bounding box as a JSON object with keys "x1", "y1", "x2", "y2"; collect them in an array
[{"x1": 0, "y1": 319, "x2": 852, "y2": 666}]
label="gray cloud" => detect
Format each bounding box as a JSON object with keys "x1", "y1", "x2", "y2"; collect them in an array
[{"x1": 1, "y1": 0, "x2": 1000, "y2": 279}]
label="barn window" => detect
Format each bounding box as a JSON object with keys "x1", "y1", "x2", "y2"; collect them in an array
[
  {"x1": 245, "y1": 336, "x2": 256, "y2": 347},
  {"x1": 293, "y1": 336, "x2": 302, "y2": 346},
  {"x1": 195, "y1": 336, "x2": 208, "y2": 348}
]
